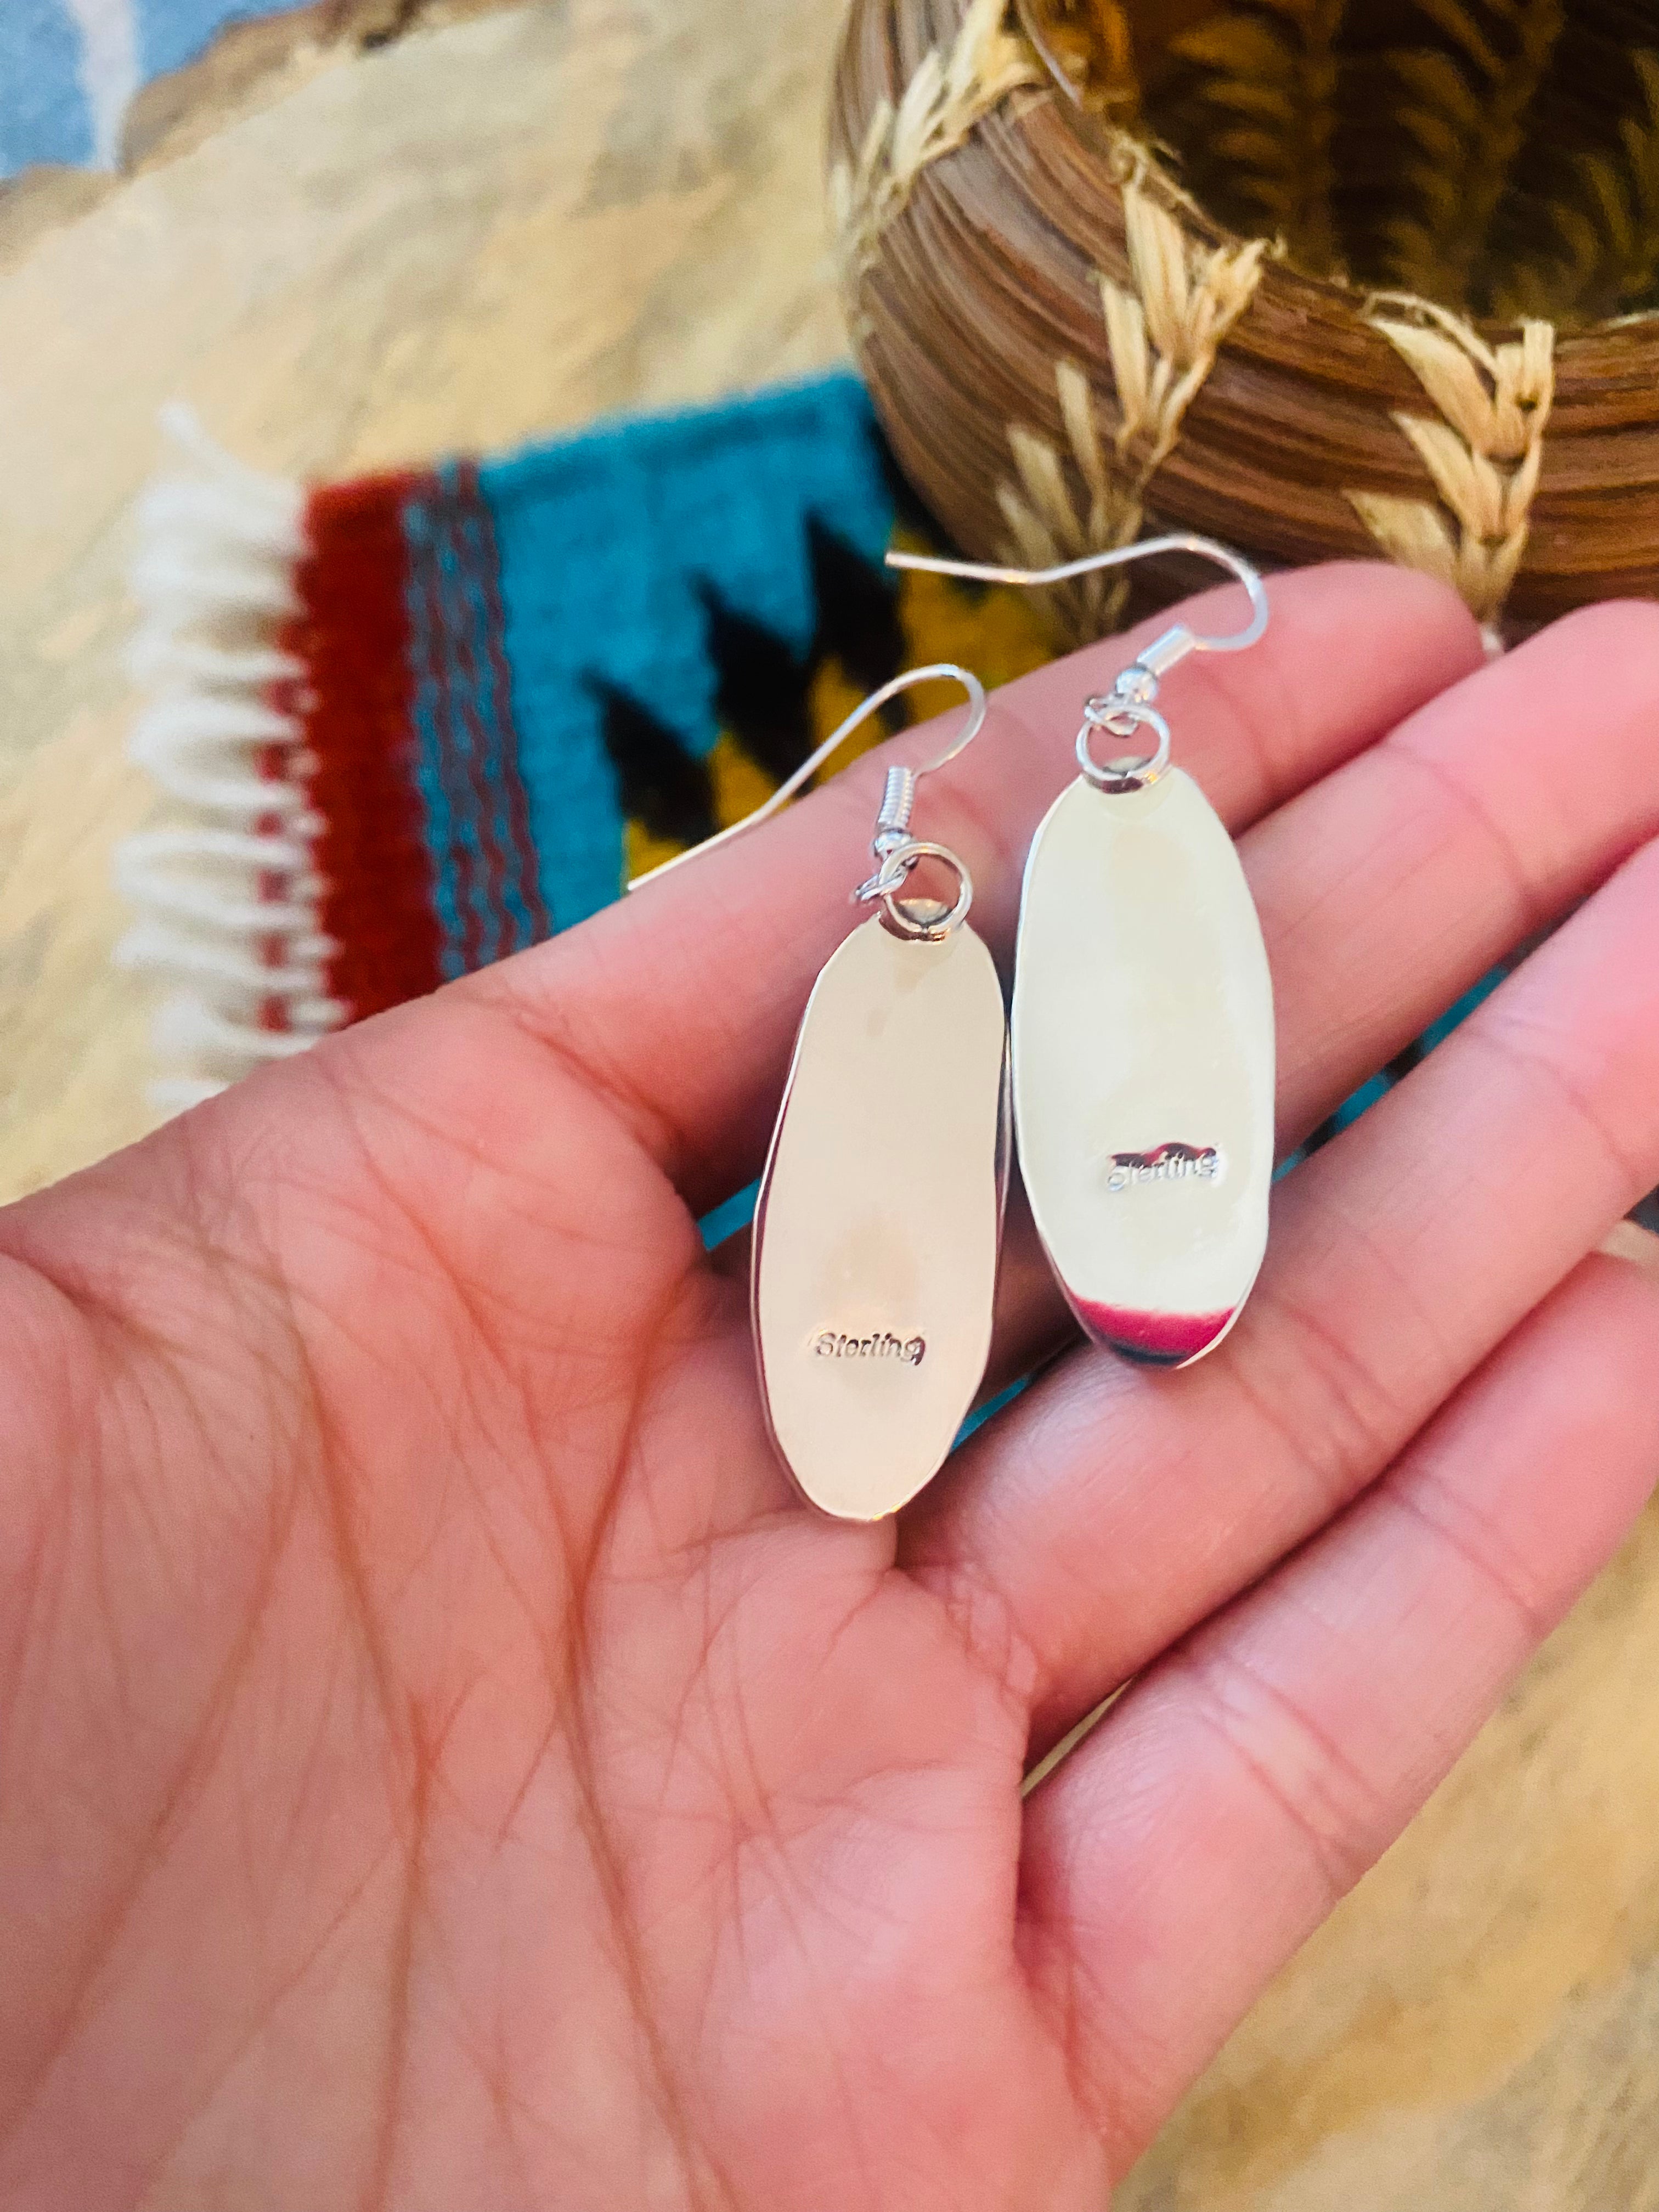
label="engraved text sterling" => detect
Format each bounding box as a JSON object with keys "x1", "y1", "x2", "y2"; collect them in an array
[
  {"x1": 813, "y1": 1331, "x2": 927, "y2": 1366},
  {"x1": 1106, "y1": 1142, "x2": 1222, "y2": 1194}
]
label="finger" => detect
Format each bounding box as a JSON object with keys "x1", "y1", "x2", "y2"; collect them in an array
[
  {"x1": 973, "y1": 596, "x2": 1659, "y2": 1398},
  {"x1": 1015, "y1": 1249, "x2": 1659, "y2": 2172},
  {"x1": 915, "y1": 814, "x2": 1659, "y2": 1746},
  {"x1": 466, "y1": 565, "x2": 1480, "y2": 1212},
  {"x1": 1261, "y1": 597, "x2": 1659, "y2": 1155}
]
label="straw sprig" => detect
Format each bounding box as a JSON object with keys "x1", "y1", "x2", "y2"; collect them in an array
[
  {"x1": 997, "y1": 183, "x2": 1266, "y2": 637},
  {"x1": 1349, "y1": 304, "x2": 1554, "y2": 624},
  {"x1": 830, "y1": 0, "x2": 1042, "y2": 297}
]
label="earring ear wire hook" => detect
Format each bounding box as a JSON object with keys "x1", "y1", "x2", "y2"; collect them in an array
[
  {"x1": 627, "y1": 663, "x2": 988, "y2": 895},
  {"x1": 888, "y1": 532, "x2": 1269, "y2": 797},
  {"x1": 885, "y1": 531, "x2": 1269, "y2": 668}
]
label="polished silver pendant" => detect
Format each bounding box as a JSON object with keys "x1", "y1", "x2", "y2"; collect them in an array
[
  {"x1": 1013, "y1": 766, "x2": 1274, "y2": 1366},
  {"x1": 753, "y1": 914, "x2": 1009, "y2": 1518}
]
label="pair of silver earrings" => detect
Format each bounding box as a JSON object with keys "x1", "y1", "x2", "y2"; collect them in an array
[{"x1": 633, "y1": 535, "x2": 1274, "y2": 1521}]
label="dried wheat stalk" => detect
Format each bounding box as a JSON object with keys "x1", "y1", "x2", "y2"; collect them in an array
[
  {"x1": 998, "y1": 182, "x2": 1267, "y2": 636},
  {"x1": 1348, "y1": 303, "x2": 1554, "y2": 624},
  {"x1": 829, "y1": 0, "x2": 1043, "y2": 296}
]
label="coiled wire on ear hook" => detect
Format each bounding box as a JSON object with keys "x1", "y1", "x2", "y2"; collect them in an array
[{"x1": 627, "y1": 663, "x2": 988, "y2": 926}]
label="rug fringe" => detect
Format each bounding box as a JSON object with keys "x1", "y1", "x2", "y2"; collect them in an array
[{"x1": 116, "y1": 406, "x2": 345, "y2": 1114}]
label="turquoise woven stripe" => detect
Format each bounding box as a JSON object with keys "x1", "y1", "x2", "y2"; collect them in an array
[{"x1": 480, "y1": 372, "x2": 896, "y2": 933}]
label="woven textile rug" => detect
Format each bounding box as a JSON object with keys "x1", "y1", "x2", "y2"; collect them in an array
[{"x1": 122, "y1": 373, "x2": 1054, "y2": 1109}]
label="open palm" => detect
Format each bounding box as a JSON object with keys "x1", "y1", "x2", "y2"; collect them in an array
[{"x1": 4, "y1": 563, "x2": 1659, "y2": 2210}]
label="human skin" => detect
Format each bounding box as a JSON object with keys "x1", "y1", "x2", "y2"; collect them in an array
[{"x1": 3, "y1": 562, "x2": 1659, "y2": 2209}]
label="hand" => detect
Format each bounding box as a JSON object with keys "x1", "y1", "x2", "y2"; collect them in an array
[{"x1": 4, "y1": 565, "x2": 1658, "y2": 2211}]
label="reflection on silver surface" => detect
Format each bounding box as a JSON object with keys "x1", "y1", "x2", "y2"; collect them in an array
[
  {"x1": 753, "y1": 916, "x2": 1008, "y2": 1520},
  {"x1": 1013, "y1": 770, "x2": 1274, "y2": 1368}
]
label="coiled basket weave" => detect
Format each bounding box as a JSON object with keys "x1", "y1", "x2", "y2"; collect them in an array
[{"x1": 828, "y1": 0, "x2": 1659, "y2": 639}]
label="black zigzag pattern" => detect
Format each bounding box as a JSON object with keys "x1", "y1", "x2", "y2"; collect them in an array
[
  {"x1": 598, "y1": 515, "x2": 911, "y2": 840},
  {"x1": 700, "y1": 517, "x2": 910, "y2": 788},
  {"x1": 806, "y1": 516, "x2": 907, "y2": 696},
  {"x1": 699, "y1": 591, "x2": 812, "y2": 787},
  {"x1": 593, "y1": 681, "x2": 716, "y2": 851}
]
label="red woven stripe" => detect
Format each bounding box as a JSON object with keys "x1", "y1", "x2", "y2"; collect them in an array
[{"x1": 285, "y1": 475, "x2": 445, "y2": 1022}]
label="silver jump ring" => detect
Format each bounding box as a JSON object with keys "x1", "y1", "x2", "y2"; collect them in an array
[
  {"x1": 1076, "y1": 702, "x2": 1172, "y2": 793},
  {"x1": 874, "y1": 839, "x2": 974, "y2": 941}
]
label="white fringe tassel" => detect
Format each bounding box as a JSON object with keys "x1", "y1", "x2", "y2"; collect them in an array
[{"x1": 117, "y1": 406, "x2": 346, "y2": 1114}]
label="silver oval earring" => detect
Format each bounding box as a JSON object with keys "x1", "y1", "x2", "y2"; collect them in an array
[
  {"x1": 631, "y1": 666, "x2": 1008, "y2": 1519},
  {"x1": 891, "y1": 538, "x2": 1274, "y2": 1369}
]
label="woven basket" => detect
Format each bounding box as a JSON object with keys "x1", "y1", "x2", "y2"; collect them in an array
[{"x1": 828, "y1": 0, "x2": 1659, "y2": 639}]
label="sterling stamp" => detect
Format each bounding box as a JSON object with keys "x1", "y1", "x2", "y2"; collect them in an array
[
  {"x1": 1106, "y1": 1142, "x2": 1223, "y2": 1194},
  {"x1": 813, "y1": 1330, "x2": 927, "y2": 1365}
]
